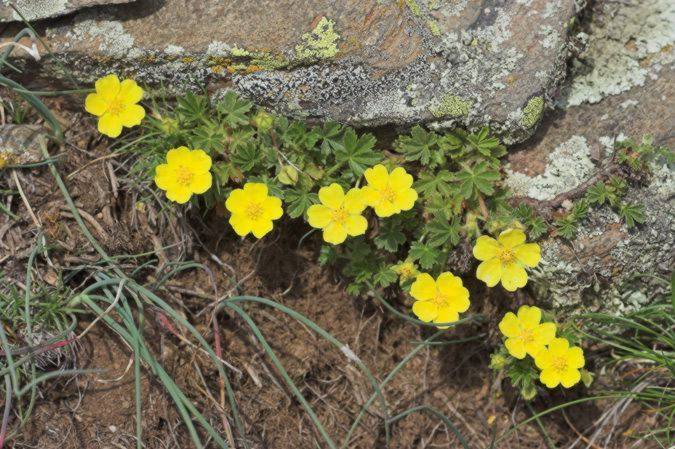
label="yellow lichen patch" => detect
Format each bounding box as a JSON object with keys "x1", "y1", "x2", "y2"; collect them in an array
[{"x1": 295, "y1": 17, "x2": 340, "y2": 61}]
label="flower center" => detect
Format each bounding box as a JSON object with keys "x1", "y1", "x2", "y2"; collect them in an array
[
  {"x1": 175, "y1": 166, "x2": 194, "y2": 186},
  {"x1": 551, "y1": 356, "x2": 568, "y2": 372},
  {"x1": 381, "y1": 185, "x2": 397, "y2": 203},
  {"x1": 246, "y1": 202, "x2": 264, "y2": 221},
  {"x1": 331, "y1": 207, "x2": 349, "y2": 225},
  {"x1": 519, "y1": 327, "x2": 535, "y2": 345},
  {"x1": 498, "y1": 248, "x2": 516, "y2": 264},
  {"x1": 106, "y1": 97, "x2": 125, "y2": 116}
]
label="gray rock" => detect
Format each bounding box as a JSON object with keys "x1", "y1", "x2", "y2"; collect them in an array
[
  {"x1": 0, "y1": 124, "x2": 47, "y2": 167},
  {"x1": 505, "y1": 0, "x2": 674, "y2": 315},
  {"x1": 27, "y1": 0, "x2": 579, "y2": 141},
  {"x1": 0, "y1": 0, "x2": 133, "y2": 22}
]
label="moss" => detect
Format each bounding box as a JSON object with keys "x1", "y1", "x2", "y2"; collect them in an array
[
  {"x1": 430, "y1": 93, "x2": 471, "y2": 118},
  {"x1": 405, "y1": 0, "x2": 422, "y2": 16},
  {"x1": 426, "y1": 19, "x2": 442, "y2": 37},
  {"x1": 521, "y1": 96, "x2": 544, "y2": 128},
  {"x1": 294, "y1": 17, "x2": 340, "y2": 61}
]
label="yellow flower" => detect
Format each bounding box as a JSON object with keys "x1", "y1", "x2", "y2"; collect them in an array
[
  {"x1": 85, "y1": 74, "x2": 145, "y2": 138},
  {"x1": 534, "y1": 338, "x2": 585, "y2": 388},
  {"x1": 361, "y1": 164, "x2": 418, "y2": 217},
  {"x1": 307, "y1": 183, "x2": 367, "y2": 245},
  {"x1": 225, "y1": 182, "x2": 283, "y2": 239},
  {"x1": 499, "y1": 305, "x2": 556, "y2": 359},
  {"x1": 473, "y1": 228, "x2": 541, "y2": 291},
  {"x1": 392, "y1": 259, "x2": 419, "y2": 282},
  {"x1": 154, "y1": 147, "x2": 212, "y2": 204},
  {"x1": 410, "y1": 272, "x2": 470, "y2": 329}
]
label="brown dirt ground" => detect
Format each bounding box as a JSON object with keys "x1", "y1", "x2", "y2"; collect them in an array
[{"x1": 1, "y1": 98, "x2": 665, "y2": 449}]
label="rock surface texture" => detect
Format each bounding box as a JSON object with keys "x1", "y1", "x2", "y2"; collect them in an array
[
  {"x1": 0, "y1": 0, "x2": 133, "y2": 22},
  {"x1": 33, "y1": 0, "x2": 580, "y2": 141},
  {"x1": 506, "y1": 0, "x2": 674, "y2": 314}
]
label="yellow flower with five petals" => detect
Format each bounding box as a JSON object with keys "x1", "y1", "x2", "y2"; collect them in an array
[
  {"x1": 534, "y1": 337, "x2": 585, "y2": 388},
  {"x1": 307, "y1": 183, "x2": 368, "y2": 245},
  {"x1": 225, "y1": 183, "x2": 283, "y2": 239},
  {"x1": 361, "y1": 164, "x2": 418, "y2": 217},
  {"x1": 154, "y1": 147, "x2": 212, "y2": 204},
  {"x1": 85, "y1": 74, "x2": 145, "y2": 138},
  {"x1": 410, "y1": 272, "x2": 470, "y2": 329},
  {"x1": 499, "y1": 305, "x2": 556, "y2": 359},
  {"x1": 473, "y1": 228, "x2": 541, "y2": 291}
]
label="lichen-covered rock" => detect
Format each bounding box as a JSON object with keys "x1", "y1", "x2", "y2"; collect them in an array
[
  {"x1": 0, "y1": 124, "x2": 47, "y2": 168},
  {"x1": 0, "y1": 0, "x2": 133, "y2": 22},
  {"x1": 20, "y1": 0, "x2": 579, "y2": 142},
  {"x1": 505, "y1": 0, "x2": 674, "y2": 315}
]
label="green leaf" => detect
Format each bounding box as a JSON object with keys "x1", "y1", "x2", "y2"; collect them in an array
[
  {"x1": 619, "y1": 203, "x2": 646, "y2": 228},
  {"x1": 331, "y1": 128, "x2": 380, "y2": 175},
  {"x1": 528, "y1": 217, "x2": 547, "y2": 240},
  {"x1": 217, "y1": 91, "x2": 252, "y2": 127},
  {"x1": 409, "y1": 242, "x2": 441, "y2": 270},
  {"x1": 414, "y1": 170, "x2": 455, "y2": 197},
  {"x1": 455, "y1": 161, "x2": 501, "y2": 199},
  {"x1": 426, "y1": 216, "x2": 461, "y2": 248},
  {"x1": 585, "y1": 181, "x2": 610, "y2": 206},
  {"x1": 394, "y1": 125, "x2": 443, "y2": 167},
  {"x1": 373, "y1": 265, "x2": 397, "y2": 288},
  {"x1": 464, "y1": 127, "x2": 507, "y2": 159},
  {"x1": 555, "y1": 216, "x2": 578, "y2": 240},
  {"x1": 374, "y1": 218, "x2": 406, "y2": 252},
  {"x1": 190, "y1": 121, "x2": 228, "y2": 153},
  {"x1": 230, "y1": 142, "x2": 261, "y2": 171},
  {"x1": 176, "y1": 92, "x2": 210, "y2": 123},
  {"x1": 285, "y1": 189, "x2": 318, "y2": 218}
]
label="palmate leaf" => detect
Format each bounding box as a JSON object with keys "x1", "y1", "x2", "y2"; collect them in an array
[
  {"x1": 414, "y1": 170, "x2": 455, "y2": 197},
  {"x1": 230, "y1": 142, "x2": 261, "y2": 171},
  {"x1": 464, "y1": 126, "x2": 506, "y2": 159},
  {"x1": 176, "y1": 92, "x2": 210, "y2": 123},
  {"x1": 394, "y1": 125, "x2": 444, "y2": 167},
  {"x1": 373, "y1": 265, "x2": 397, "y2": 288},
  {"x1": 374, "y1": 218, "x2": 407, "y2": 252},
  {"x1": 331, "y1": 128, "x2": 381, "y2": 175},
  {"x1": 216, "y1": 91, "x2": 253, "y2": 127},
  {"x1": 455, "y1": 161, "x2": 501, "y2": 199},
  {"x1": 409, "y1": 242, "x2": 441, "y2": 270},
  {"x1": 619, "y1": 203, "x2": 646, "y2": 228},
  {"x1": 585, "y1": 181, "x2": 610, "y2": 205},
  {"x1": 426, "y1": 216, "x2": 461, "y2": 248},
  {"x1": 284, "y1": 189, "x2": 318, "y2": 219}
]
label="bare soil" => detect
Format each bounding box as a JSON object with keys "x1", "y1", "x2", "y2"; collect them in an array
[{"x1": 1, "y1": 100, "x2": 662, "y2": 449}]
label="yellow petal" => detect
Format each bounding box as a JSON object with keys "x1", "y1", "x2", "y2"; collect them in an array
[
  {"x1": 166, "y1": 186, "x2": 192, "y2": 204},
  {"x1": 243, "y1": 182, "x2": 269, "y2": 201},
  {"x1": 539, "y1": 369, "x2": 561, "y2": 388},
  {"x1": 373, "y1": 201, "x2": 397, "y2": 218},
  {"x1": 498, "y1": 312, "x2": 520, "y2": 338},
  {"x1": 498, "y1": 228, "x2": 526, "y2": 249},
  {"x1": 95, "y1": 74, "x2": 120, "y2": 100},
  {"x1": 389, "y1": 167, "x2": 413, "y2": 189},
  {"x1": 412, "y1": 300, "x2": 438, "y2": 322},
  {"x1": 548, "y1": 338, "x2": 570, "y2": 355},
  {"x1": 343, "y1": 188, "x2": 366, "y2": 213},
  {"x1": 85, "y1": 93, "x2": 107, "y2": 116},
  {"x1": 154, "y1": 164, "x2": 174, "y2": 190},
  {"x1": 250, "y1": 219, "x2": 273, "y2": 238},
  {"x1": 360, "y1": 185, "x2": 378, "y2": 207},
  {"x1": 560, "y1": 368, "x2": 581, "y2": 388},
  {"x1": 345, "y1": 214, "x2": 367, "y2": 236},
  {"x1": 501, "y1": 262, "x2": 528, "y2": 292},
  {"x1": 533, "y1": 322, "x2": 557, "y2": 346},
  {"x1": 229, "y1": 213, "x2": 252, "y2": 237},
  {"x1": 119, "y1": 104, "x2": 146, "y2": 127},
  {"x1": 505, "y1": 338, "x2": 527, "y2": 359},
  {"x1": 476, "y1": 258, "x2": 502, "y2": 287},
  {"x1": 118, "y1": 79, "x2": 143, "y2": 104},
  {"x1": 225, "y1": 189, "x2": 247, "y2": 214},
  {"x1": 364, "y1": 164, "x2": 389, "y2": 189},
  {"x1": 319, "y1": 183, "x2": 345, "y2": 209},
  {"x1": 410, "y1": 273, "x2": 436, "y2": 301},
  {"x1": 307, "y1": 204, "x2": 332, "y2": 228},
  {"x1": 514, "y1": 243, "x2": 541, "y2": 267},
  {"x1": 263, "y1": 196, "x2": 283, "y2": 220},
  {"x1": 190, "y1": 172, "x2": 212, "y2": 194},
  {"x1": 97, "y1": 113, "x2": 123, "y2": 138},
  {"x1": 434, "y1": 306, "x2": 459, "y2": 328},
  {"x1": 473, "y1": 235, "x2": 500, "y2": 261},
  {"x1": 534, "y1": 349, "x2": 552, "y2": 370},
  {"x1": 166, "y1": 146, "x2": 191, "y2": 165},
  {"x1": 517, "y1": 305, "x2": 541, "y2": 328},
  {"x1": 436, "y1": 272, "x2": 463, "y2": 293},
  {"x1": 394, "y1": 188, "x2": 417, "y2": 212},
  {"x1": 190, "y1": 149, "x2": 212, "y2": 172},
  {"x1": 567, "y1": 347, "x2": 585, "y2": 369},
  {"x1": 323, "y1": 222, "x2": 348, "y2": 245}
]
